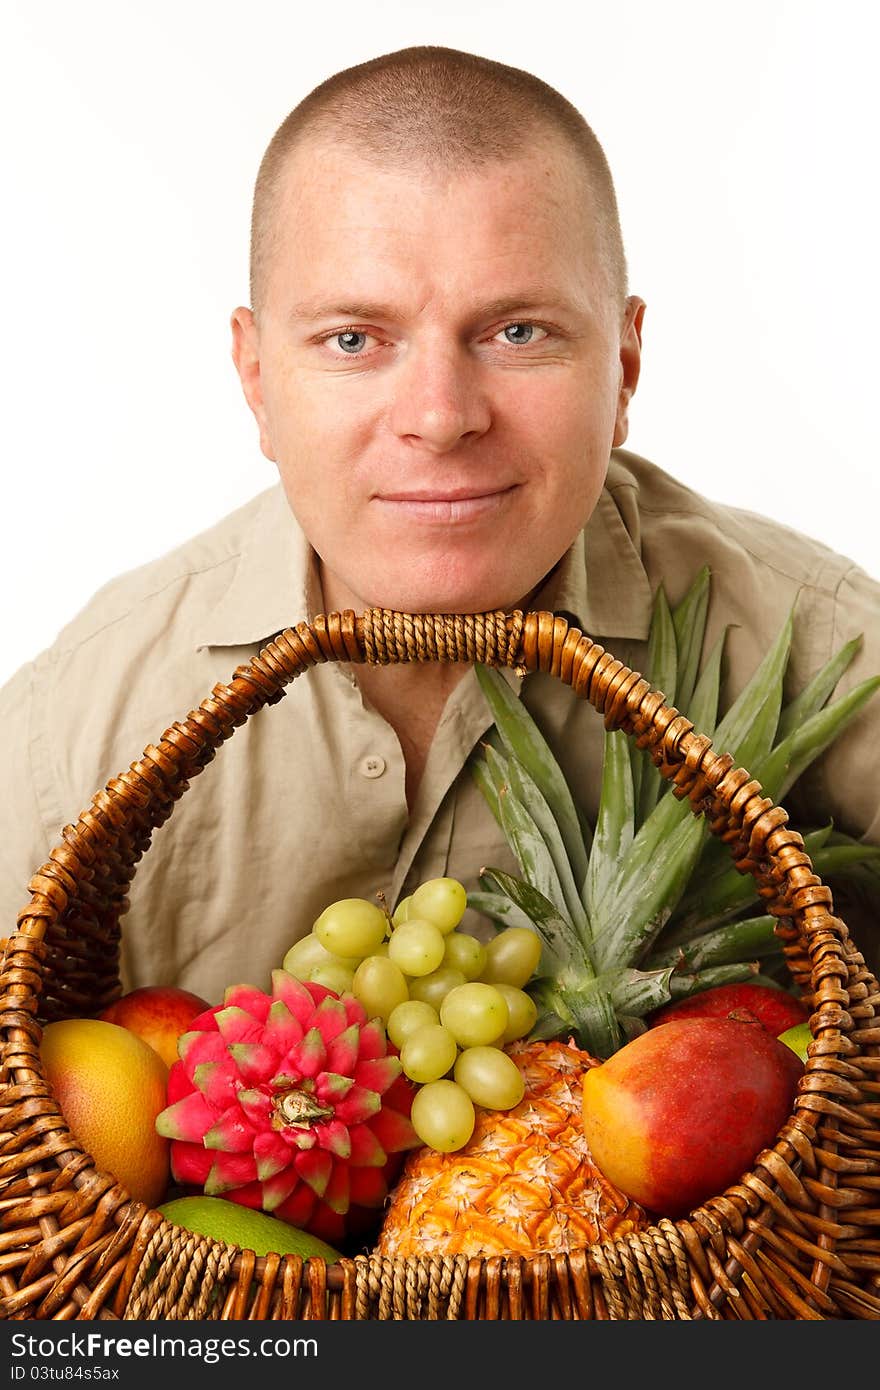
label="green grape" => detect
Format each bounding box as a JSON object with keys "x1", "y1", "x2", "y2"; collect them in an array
[
  {"x1": 411, "y1": 1080, "x2": 475, "y2": 1153},
  {"x1": 400, "y1": 1024, "x2": 459, "y2": 1084},
  {"x1": 387, "y1": 999, "x2": 440, "y2": 1050},
  {"x1": 408, "y1": 966, "x2": 467, "y2": 1011},
  {"x1": 391, "y1": 895, "x2": 412, "y2": 927},
  {"x1": 440, "y1": 983, "x2": 509, "y2": 1048},
  {"x1": 480, "y1": 927, "x2": 542, "y2": 988},
  {"x1": 309, "y1": 961, "x2": 356, "y2": 994},
  {"x1": 442, "y1": 931, "x2": 487, "y2": 981},
  {"x1": 493, "y1": 984, "x2": 538, "y2": 1042},
  {"x1": 352, "y1": 956, "x2": 409, "y2": 1020},
  {"x1": 454, "y1": 1046, "x2": 526, "y2": 1110},
  {"x1": 409, "y1": 877, "x2": 467, "y2": 935},
  {"x1": 387, "y1": 919, "x2": 446, "y2": 977},
  {"x1": 313, "y1": 898, "x2": 388, "y2": 958},
  {"x1": 282, "y1": 933, "x2": 361, "y2": 982}
]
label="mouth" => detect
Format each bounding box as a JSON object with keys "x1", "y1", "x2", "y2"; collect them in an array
[{"x1": 374, "y1": 484, "x2": 519, "y2": 523}]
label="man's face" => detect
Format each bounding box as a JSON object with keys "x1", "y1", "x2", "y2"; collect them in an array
[{"x1": 232, "y1": 135, "x2": 644, "y2": 615}]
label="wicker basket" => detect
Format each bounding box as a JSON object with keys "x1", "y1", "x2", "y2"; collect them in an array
[{"x1": 2, "y1": 608, "x2": 879, "y2": 1321}]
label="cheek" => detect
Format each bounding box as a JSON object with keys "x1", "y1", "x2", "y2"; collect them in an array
[
  {"x1": 501, "y1": 369, "x2": 617, "y2": 493},
  {"x1": 262, "y1": 367, "x2": 374, "y2": 499},
  {"x1": 503, "y1": 361, "x2": 618, "y2": 442}
]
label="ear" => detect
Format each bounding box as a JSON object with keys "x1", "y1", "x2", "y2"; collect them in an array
[
  {"x1": 230, "y1": 306, "x2": 277, "y2": 462},
  {"x1": 612, "y1": 296, "x2": 646, "y2": 449}
]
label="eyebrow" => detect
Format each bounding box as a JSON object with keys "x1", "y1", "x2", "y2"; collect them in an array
[{"x1": 288, "y1": 292, "x2": 577, "y2": 324}]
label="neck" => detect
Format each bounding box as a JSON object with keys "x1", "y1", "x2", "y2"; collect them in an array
[
  {"x1": 315, "y1": 563, "x2": 547, "y2": 811},
  {"x1": 355, "y1": 658, "x2": 471, "y2": 811}
]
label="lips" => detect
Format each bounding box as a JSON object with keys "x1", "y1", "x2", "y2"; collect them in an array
[
  {"x1": 374, "y1": 484, "x2": 518, "y2": 523},
  {"x1": 378, "y1": 485, "x2": 513, "y2": 503}
]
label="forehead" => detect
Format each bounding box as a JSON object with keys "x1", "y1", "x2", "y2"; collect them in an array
[{"x1": 262, "y1": 135, "x2": 607, "y2": 313}]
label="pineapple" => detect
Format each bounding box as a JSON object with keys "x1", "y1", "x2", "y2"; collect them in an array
[
  {"x1": 377, "y1": 1039, "x2": 647, "y2": 1255},
  {"x1": 377, "y1": 569, "x2": 880, "y2": 1258}
]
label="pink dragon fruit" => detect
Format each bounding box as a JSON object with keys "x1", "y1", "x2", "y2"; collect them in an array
[{"x1": 155, "y1": 970, "x2": 418, "y2": 1245}]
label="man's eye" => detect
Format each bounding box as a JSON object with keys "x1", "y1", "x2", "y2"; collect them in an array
[
  {"x1": 495, "y1": 322, "x2": 548, "y2": 346},
  {"x1": 331, "y1": 330, "x2": 370, "y2": 354}
]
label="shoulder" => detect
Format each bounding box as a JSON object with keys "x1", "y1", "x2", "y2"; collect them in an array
[
  {"x1": 607, "y1": 447, "x2": 862, "y2": 597},
  {"x1": 0, "y1": 486, "x2": 286, "y2": 834},
  {"x1": 48, "y1": 487, "x2": 277, "y2": 659}
]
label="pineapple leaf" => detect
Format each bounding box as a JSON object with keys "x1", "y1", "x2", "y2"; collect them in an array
[
  {"x1": 812, "y1": 839, "x2": 880, "y2": 877},
  {"x1": 636, "y1": 585, "x2": 678, "y2": 825},
  {"x1": 467, "y1": 888, "x2": 535, "y2": 934},
  {"x1": 661, "y1": 824, "x2": 879, "y2": 944},
  {"x1": 591, "y1": 810, "x2": 708, "y2": 972},
  {"x1": 675, "y1": 823, "x2": 835, "y2": 930},
  {"x1": 528, "y1": 1001, "x2": 572, "y2": 1041},
  {"x1": 683, "y1": 627, "x2": 727, "y2": 739},
  {"x1": 468, "y1": 749, "x2": 502, "y2": 828},
  {"x1": 682, "y1": 647, "x2": 876, "y2": 890},
  {"x1": 671, "y1": 564, "x2": 711, "y2": 717},
  {"x1": 503, "y1": 751, "x2": 591, "y2": 939},
  {"x1": 469, "y1": 564, "x2": 880, "y2": 1059},
  {"x1": 584, "y1": 730, "x2": 634, "y2": 922},
  {"x1": 604, "y1": 965, "x2": 677, "y2": 1017},
  {"x1": 752, "y1": 674, "x2": 880, "y2": 804},
  {"x1": 666, "y1": 962, "x2": 760, "y2": 999},
  {"x1": 617, "y1": 1015, "x2": 650, "y2": 1043},
  {"x1": 646, "y1": 914, "x2": 780, "y2": 971},
  {"x1": 478, "y1": 866, "x2": 586, "y2": 977},
  {"x1": 485, "y1": 745, "x2": 588, "y2": 946},
  {"x1": 711, "y1": 611, "x2": 793, "y2": 767},
  {"x1": 474, "y1": 664, "x2": 590, "y2": 889},
  {"x1": 554, "y1": 977, "x2": 623, "y2": 1058},
  {"x1": 776, "y1": 635, "x2": 863, "y2": 741}
]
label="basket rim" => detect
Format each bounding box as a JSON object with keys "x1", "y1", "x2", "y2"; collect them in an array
[{"x1": 2, "y1": 607, "x2": 878, "y2": 1320}]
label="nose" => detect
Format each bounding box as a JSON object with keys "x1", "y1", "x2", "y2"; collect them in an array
[{"x1": 389, "y1": 342, "x2": 491, "y2": 452}]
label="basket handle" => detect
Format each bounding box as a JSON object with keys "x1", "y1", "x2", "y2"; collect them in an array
[{"x1": 1, "y1": 608, "x2": 866, "y2": 1034}]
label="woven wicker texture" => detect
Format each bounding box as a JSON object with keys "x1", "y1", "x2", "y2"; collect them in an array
[{"x1": 1, "y1": 609, "x2": 878, "y2": 1320}]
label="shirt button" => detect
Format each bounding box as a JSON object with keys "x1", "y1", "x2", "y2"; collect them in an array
[{"x1": 359, "y1": 755, "x2": 386, "y2": 779}]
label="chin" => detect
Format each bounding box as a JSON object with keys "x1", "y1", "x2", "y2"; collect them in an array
[
  {"x1": 373, "y1": 553, "x2": 531, "y2": 617},
  {"x1": 369, "y1": 576, "x2": 521, "y2": 617}
]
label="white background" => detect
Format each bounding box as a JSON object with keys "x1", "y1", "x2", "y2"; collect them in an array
[{"x1": 2, "y1": 0, "x2": 878, "y2": 690}]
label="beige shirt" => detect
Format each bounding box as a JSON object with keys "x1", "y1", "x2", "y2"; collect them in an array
[{"x1": 2, "y1": 448, "x2": 878, "y2": 1002}]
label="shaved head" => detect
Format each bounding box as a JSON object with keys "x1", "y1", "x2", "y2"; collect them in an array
[{"x1": 249, "y1": 45, "x2": 628, "y2": 317}]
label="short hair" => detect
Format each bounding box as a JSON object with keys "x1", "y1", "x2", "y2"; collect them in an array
[{"x1": 249, "y1": 46, "x2": 628, "y2": 315}]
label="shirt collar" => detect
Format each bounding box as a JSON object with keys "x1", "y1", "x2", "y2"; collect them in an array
[
  {"x1": 195, "y1": 484, "x2": 319, "y2": 651},
  {"x1": 533, "y1": 452, "x2": 653, "y2": 641},
  {"x1": 195, "y1": 451, "x2": 653, "y2": 651}
]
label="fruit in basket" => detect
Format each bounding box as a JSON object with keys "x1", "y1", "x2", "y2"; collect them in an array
[
  {"x1": 377, "y1": 1039, "x2": 649, "y2": 1256},
  {"x1": 281, "y1": 880, "x2": 540, "y2": 1152},
  {"x1": 40, "y1": 1018, "x2": 171, "y2": 1207},
  {"x1": 409, "y1": 1079, "x2": 476, "y2": 1153},
  {"x1": 154, "y1": 972, "x2": 419, "y2": 1245},
  {"x1": 647, "y1": 981, "x2": 809, "y2": 1037},
  {"x1": 377, "y1": 570, "x2": 878, "y2": 1256},
  {"x1": 778, "y1": 1021, "x2": 812, "y2": 1062},
  {"x1": 581, "y1": 1016, "x2": 804, "y2": 1217},
  {"x1": 351, "y1": 956, "x2": 409, "y2": 1020},
  {"x1": 157, "y1": 1195, "x2": 342, "y2": 1260},
  {"x1": 99, "y1": 985, "x2": 212, "y2": 1069},
  {"x1": 313, "y1": 898, "x2": 388, "y2": 958},
  {"x1": 439, "y1": 982, "x2": 509, "y2": 1047}
]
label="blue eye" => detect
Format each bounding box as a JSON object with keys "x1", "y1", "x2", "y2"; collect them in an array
[
  {"x1": 502, "y1": 323, "x2": 534, "y2": 344},
  {"x1": 336, "y1": 331, "x2": 368, "y2": 353}
]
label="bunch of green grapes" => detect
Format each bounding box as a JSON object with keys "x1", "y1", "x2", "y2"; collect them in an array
[{"x1": 281, "y1": 876, "x2": 541, "y2": 1155}]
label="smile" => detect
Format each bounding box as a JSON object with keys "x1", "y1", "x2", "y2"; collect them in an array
[{"x1": 374, "y1": 485, "x2": 519, "y2": 523}]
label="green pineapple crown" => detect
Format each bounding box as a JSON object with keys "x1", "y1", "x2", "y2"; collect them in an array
[{"x1": 469, "y1": 566, "x2": 880, "y2": 1059}]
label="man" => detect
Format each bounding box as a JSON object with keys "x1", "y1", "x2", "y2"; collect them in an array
[{"x1": 1, "y1": 46, "x2": 878, "y2": 1002}]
